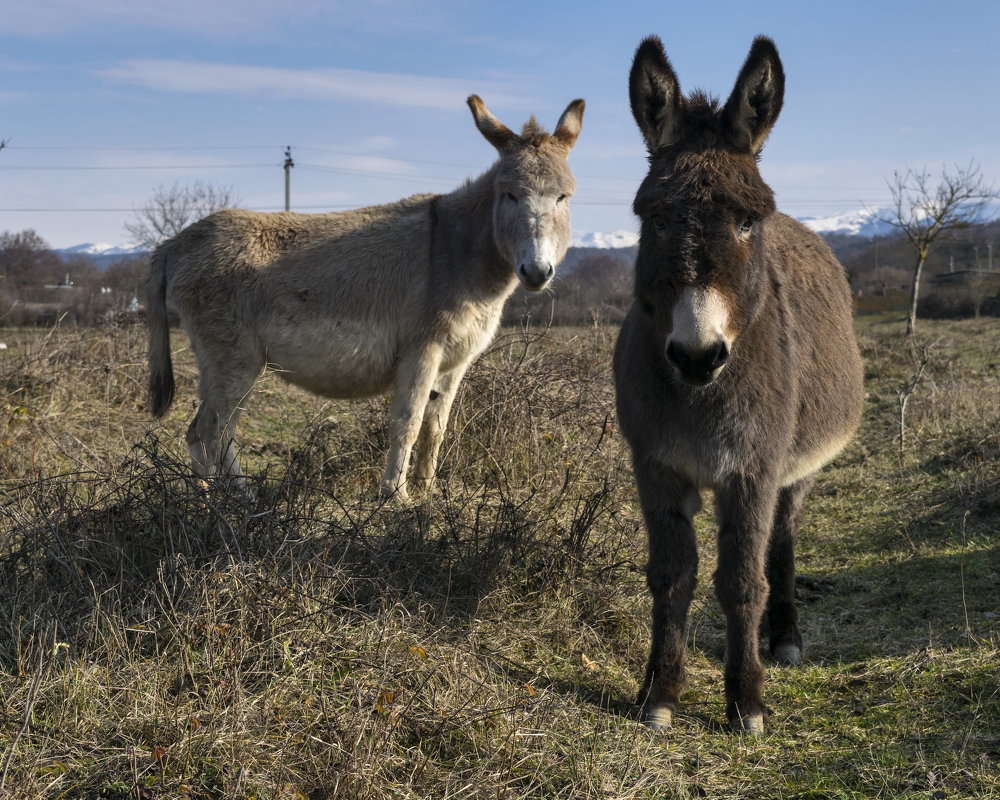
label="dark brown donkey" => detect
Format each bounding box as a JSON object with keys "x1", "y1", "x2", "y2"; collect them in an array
[{"x1": 614, "y1": 36, "x2": 864, "y2": 734}]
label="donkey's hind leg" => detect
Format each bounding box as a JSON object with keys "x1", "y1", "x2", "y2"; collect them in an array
[
  {"x1": 764, "y1": 476, "x2": 814, "y2": 666},
  {"x1": 186, "y1": 354, "x2": 261, "y2": 488},
  {"x1": 412, "y1": 362, "x2": 470, "y2": 494}
]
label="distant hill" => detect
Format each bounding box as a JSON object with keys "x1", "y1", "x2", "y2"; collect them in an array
[
  {"x1": 55, "y1": 243, "x2": 149, "y2": 269},
  {"x1": 798, "y1": 208, "x2": 897, "y2": 238}
]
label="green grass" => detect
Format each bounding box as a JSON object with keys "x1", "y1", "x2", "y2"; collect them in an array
[{"x1": 0, "y1": 317, "x2": 998, "y2": 799}]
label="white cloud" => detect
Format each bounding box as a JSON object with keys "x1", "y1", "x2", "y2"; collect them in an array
[
  {"x1": 6, "y1": 0, "x2": 448, "y2": 40},
  {"x1": 358, "y1": 136, "x2": 398, "y2": 152},
  {"x1": 4, "y1": 0, "x2": 339, "y2": 38},
  {"x1": 101, "y1": 60, "x2": 532, "y2": 111}
]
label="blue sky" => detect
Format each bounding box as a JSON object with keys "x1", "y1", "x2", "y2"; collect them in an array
[{"x1": 2, "y1": 0, "x2": 999, "y2": 248}]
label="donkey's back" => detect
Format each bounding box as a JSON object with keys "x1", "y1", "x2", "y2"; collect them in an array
[
  {"x1": 162, "y1": 198, "x2": 435, "y2": 332},
  {"x1": 153, "y1": 197, "x2": 436, "y2": 405}
]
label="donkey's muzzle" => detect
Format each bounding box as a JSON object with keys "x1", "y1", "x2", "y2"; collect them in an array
[
  {"x1": 666, "y1": 339, "x2": 729, "y2": 385},
  {"x1": 518, "y1": 262, "x2": 555, "y2": 291}
]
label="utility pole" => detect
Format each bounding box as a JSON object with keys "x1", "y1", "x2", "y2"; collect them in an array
[{"x1": 283, "y1": 146, "x2": 294, "y2": 212}]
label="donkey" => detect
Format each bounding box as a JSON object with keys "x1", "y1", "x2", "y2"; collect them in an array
[
  {"x1": 147, "y1": 95, "x2": 584, "y2": 501},
  {"x1": 614, "y1": 36, "x2": 863, "y2": 733}
]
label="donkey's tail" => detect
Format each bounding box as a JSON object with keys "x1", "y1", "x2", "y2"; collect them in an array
[{"x1": 147, "y1": 244, "x2": 175, "y2": 418}]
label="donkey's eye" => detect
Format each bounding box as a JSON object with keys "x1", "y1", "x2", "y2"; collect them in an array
[
  {"x1": 738, "y1": 215, "x2": 757, "y2": 234},
  {"x1": 651, "y1": 214, "x2": 668, "y2": 234},
  {"x1": 556, "y1": 194, "x2": 568, "y2": 203},
  {"x1": 504, "y1": 192, "x2": 518, "y2": 203}
]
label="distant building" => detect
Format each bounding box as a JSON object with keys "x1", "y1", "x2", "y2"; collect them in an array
[
  {"x1": 44, "y1": 273, "x2": 76, "y2": 290},
  {"x1": 932, "y1": 269, "x2": 1000, "y2": 285}
]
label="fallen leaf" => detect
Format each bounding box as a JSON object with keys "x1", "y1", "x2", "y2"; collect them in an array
[{"x1": 374, "y1": 690, "x2": 396, "y2": 713}]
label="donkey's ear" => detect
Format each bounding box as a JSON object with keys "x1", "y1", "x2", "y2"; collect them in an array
[
  {"x1": 468, "y1": 95, "x2": 517, "y2": 152},
  {"x1": 552, "y1": 98, "x2": 585, "y2": 149},
  {"x1": 722, "y1": 36, "x2": 784, "y2": 154},
  {"x1": 629, "y1": 36, "x2": 684, "y2": 153}
]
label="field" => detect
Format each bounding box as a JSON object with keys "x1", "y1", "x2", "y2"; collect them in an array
[{"x1": 0, "y1": 314, "x2": 998, "y2": 800}]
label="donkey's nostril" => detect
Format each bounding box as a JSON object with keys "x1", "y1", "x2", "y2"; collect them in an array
[
  {"x1": 666, "y1": 340, "x2": 729, "y2": 383},
  {"x1": 709, "y1": 341, "x2": 729, "y2": 369},
  {"x1": 517, "y1": 263, "x2": 553, "y2": 291},
  {"x1": 665, "y1": 340, "x2": 681, "y2": 366}
]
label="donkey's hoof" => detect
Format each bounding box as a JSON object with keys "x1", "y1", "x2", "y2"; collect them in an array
[
  {"x1": 772, "y1": 642, "x2": 802, "y2": 666},
  {"x1": 410, "y1": 477, "x2": 436, "y2": 496},
  {"x1": 377, "y1": 483, "x2": 412, "y2": 506},
  {"x1": 641, "y1": 705, "x2": 674, "y2": 731},
  {"x1": 730, "y1": 713, "x2": 765, "y2": 735}
]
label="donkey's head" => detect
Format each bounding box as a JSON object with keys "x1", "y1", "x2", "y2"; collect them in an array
[
  {"x1": 629, "y1": 36, "x2": 784, "y2": 386},
  {"x1": 468, "y1": 95, "x2": 584, "y2": 291}
]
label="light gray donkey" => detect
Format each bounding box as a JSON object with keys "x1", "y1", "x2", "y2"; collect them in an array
[{"x1": 147, "y1": 95, "x2": 584, "y2": 501}]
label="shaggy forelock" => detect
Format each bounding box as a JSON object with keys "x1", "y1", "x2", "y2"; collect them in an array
[{"x1": 520, "y1": 116, "x2": 551, "y2": 146}]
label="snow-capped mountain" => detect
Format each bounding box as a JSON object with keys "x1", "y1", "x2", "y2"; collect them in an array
[
  {"x1": 57, "y1": 242, "x2": 149, "y2": 258},
  {"x1": 571, "y1": 211, "x2": 894, "y2": 251},
  {"x1": 570, "y1": 208, "x2": 910, "y2": 249},
  {"x1": 571, "y1": 230, "x2": 639, "y2": 249},
  {"x1": 797, "y1": 208, "x2": 896, "y2": 238}
]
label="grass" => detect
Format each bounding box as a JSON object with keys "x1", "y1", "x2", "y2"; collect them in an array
[{"x1": 0, "y1": 314, "x2": 998, "y2": 799}]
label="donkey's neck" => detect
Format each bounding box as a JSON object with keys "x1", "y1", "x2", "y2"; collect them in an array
[{"x1": 433, "y1": 163, "x2": 516, "y2": 298}]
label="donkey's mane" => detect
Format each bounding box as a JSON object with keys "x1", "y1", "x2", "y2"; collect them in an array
[{"x1": 686, "y1": 90, "x2": 719, "y2": 110}]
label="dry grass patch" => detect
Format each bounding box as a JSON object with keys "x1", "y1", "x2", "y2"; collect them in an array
[{"x1": 0, "y1": 317, "x2": 997, "y2": 799}]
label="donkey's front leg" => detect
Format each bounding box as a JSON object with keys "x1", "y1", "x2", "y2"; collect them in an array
[
  {"x1": 715, "y1": 474, "x2": 780, "y2": 734},
  {"x1": 412, "y1": 362, "x2": 470, "y2": 494},
  {"x1": 380, "y1": 343, "x2": 444, "y2": 502},
  {"x1": 634, "y1": 457, "x2": 701, "y2": 730}
]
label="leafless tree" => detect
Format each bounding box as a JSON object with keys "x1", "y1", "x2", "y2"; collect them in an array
[
  {"x1": 0, "y1": 229, "x2": 63, "y2": 290},
  {"x1": 878, "y1": 162, "x2": 998, "y2": 339},
  {"x1": 125, "y1": 181, "x2": 238, "y2": 249}
]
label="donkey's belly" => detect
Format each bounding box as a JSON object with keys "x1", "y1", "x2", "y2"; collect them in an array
[
  {"x1": 655, "y1": 432, "x2": 742, "y2": 488},
  {"x1": 780, "y1": 431, "x2": 854, "y2": 487},
  {"x1": 656, "y1": 416, "x2": 854, "y2": 490},
  {"x1": 260, "y1": 317, "x2": 397, "y2": 399}
]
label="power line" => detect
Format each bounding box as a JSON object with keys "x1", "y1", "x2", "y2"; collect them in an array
[
  {"x1": 0, "y1": 164, "x2": 273, "y2": 171},
  {"x1": 5, "y1": 145, "x2": 278, "y2": 151},
  {"x1": 0, "y1": 204, "x2": 363, "y2": 213}
]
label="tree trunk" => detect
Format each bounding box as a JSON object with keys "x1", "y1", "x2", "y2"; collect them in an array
[{"x1": 905, "y1": 251, "x2": 927, "y2": 339}]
